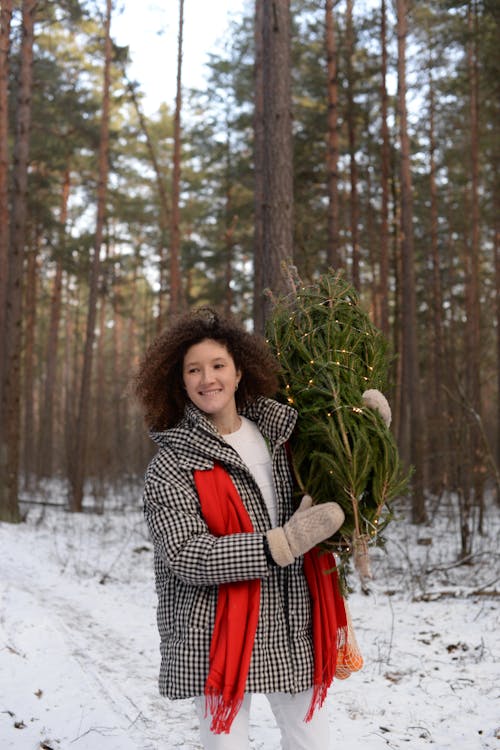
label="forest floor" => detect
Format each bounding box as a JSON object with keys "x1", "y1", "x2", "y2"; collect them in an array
[{"x1": 0, "y1": 481, "x2": 499, "y2": 750}]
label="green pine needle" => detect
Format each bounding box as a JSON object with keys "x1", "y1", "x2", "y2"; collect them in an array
[{"x1": 266, "y1": 267, "x2": 410, "y2": 585}]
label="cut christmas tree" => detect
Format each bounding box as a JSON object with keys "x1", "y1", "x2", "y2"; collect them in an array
[{"x1": 266, "y1": 267, "x2": 409, "y2": 589}]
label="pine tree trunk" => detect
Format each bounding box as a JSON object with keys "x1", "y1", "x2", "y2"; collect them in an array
[
  {"x1": 23, "y1": 229, "x2": 38, "y2": 485},
  {"x1": 38, "y1": 260, "x2": 63, "y2": 476},
  {"x1": 346, "y1": 0, "x2": 360, "y2": 289},
  {"x1": 261, "y1": 0, "x2": 294, "y2": 313},
  {"x1": 495, "y1": 191, "x2": 500, "y2": 501},
  {"x1": 124, "y1": 263, "x2": 138, "y2": 470},
  {"x1": 364, "y1": 131, "x2": 377, "y2": 319},
  {"x1": 392, "y1": 172, "x2": 403, "y2": 440},
  {"x1": 428, "y1": 63, "x2": 448, "y2": 494},
  {"x1": 111, "y1": 287, "x2": 124, "y2": 477},
  {"x1": 379, "y1": 0, "x2": 390, "y2": 338},
  {"x1": 395, "y1": 0, "x2": 426, "y2": 523},
  {"x1": 37, "y1": 169, "x2": 69, "y2": 477},
  {"x1": 63, "y1": 275, "x2": 78, "y2": 480},
  {"x1": 465, "y1": 0, "x2": 483, "y2": 535},
  {"x1": 95, "y1": 270, "x2": 107, "y2": 490},
  {"x1": 0, "y1": 0, "x2": 13, "y2": 364},
  {"x1": 69, "y1": 0, "x2": 112, "y2": 512},
  {"x1": 253, "y1": 0, "x2": 265, "y2": 334},
  {"x1": 0, "y1": 0, "x2": 36, "y2": 523},
  {"x1": 223, "y1": 144, "x2": 235, "y2": 316},
  {"x1": 169, "y1": 0, "x2": 184, "y2": 317},
  {"x1": 325, "y1": 0, "x2": 340, "y2": 269}
]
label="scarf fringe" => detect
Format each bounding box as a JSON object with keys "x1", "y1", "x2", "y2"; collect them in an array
[
  {"x1": 304, "y1": 622, "x2": 349, "y2": 723},
  {"x1": 304, "y1": 682, "x2": 328, "y2": 723},
  {"x1": 205, "y1": 691, "x2": 243, "y2": 735}
]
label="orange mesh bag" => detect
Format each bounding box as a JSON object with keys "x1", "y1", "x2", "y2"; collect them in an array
[{"x1": 335, "y1": 600, "x2": 363, "y2": 680}]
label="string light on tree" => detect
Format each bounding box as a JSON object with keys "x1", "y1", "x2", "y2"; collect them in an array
[{"x1": 266, "y1": 266, "x2": 409, "y2": 592}]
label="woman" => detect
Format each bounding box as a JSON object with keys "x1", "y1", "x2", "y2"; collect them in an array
[{"x1": 135, "y1": 307, "x2": 353, "y2": 749}]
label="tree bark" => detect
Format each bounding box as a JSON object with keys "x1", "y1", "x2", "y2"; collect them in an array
[
  {"x1": 111, "y1": 277, "x2": 124, "y2": 477},
  {"x1": 0, "y1": 0, "x2": 36, "y2": 523},
  {"x1": 395, "y1": 0, "x2": 426, "y2": 523},
  {"x1": 169, "y1": 0, "x2": 184, "y2": 317},
  {"x1": 428, "y1": 61, "x2": 448, "y2": 494},
  {"x1": 253, "y1": 0, "x2": 265, "y2": 334},
  {"x1": 364, "y1": 126, "x2": 378, "y2": 320},
  {"x1": 23, "y1": 228, "x2": 38, "y2": 485},
  {"x1": 63, "y1": 275, "x2": 79, "y2": 480},
  {"x1": 346, "y1": 0, "x2": 360, "y2": 289},
  {"x1": 94, "y1": 250, "x2": 108, "y2": 490},
  {"x1": 261, "y1": 0, "x2": 294, "y2": 317},
  {"x1": 0, "y1": 0, "x2": 13, "y2": 366},
  {"x1": 465, "y1": 0, "x2": 483, "y2": 534},
  {"x1": 68, "y1": 0, "x2": 112, "y2": 512},
  {"x1": 325, "y1": 0, "x2": 340, "y2": 270},
  {"x1": 37, "y1": 169, "x2": 69, "y2": 477},
  {"x1": 495, "y1": 191, "x2": 500, "y2": 498},
  {"x1": 379, "y1": 0, "x2": 390, "y2": 338},
  {"x1": 223, "y1": 134, "x2": 235, "y2": 316}
]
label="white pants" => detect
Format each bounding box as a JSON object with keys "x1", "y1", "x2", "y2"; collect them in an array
[{"x1": 194, "y1": 689, "x2": 330, "y2": 750}]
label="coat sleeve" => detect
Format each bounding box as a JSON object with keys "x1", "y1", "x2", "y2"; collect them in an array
[{"x1": 143, "y1": 467, "x2": 271, "y2": 587}]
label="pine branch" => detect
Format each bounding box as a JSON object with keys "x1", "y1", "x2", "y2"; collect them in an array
[{"x1": 267, "y1": 267, "x2": 410, "y2": 586}]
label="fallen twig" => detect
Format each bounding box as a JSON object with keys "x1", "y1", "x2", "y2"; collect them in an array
[
  {"x1": 425, "y1": 550, "x2": 499, "y2": 575},
  {"x1": 413, "y1": 588, "x2": 500, "y2": 602}
]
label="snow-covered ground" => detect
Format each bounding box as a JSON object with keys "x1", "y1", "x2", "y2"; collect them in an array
[{"x1": 1, "y1": 482, "x2": 499, "y2": 749}]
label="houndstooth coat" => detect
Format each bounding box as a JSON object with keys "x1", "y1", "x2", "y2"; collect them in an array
[{"x1": 143, "y1": 396, "x2": 317, "y2": 700}]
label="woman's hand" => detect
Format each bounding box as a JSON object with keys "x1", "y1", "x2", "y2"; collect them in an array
[
  {"x1": 362, "y1": 389, "x2": 392, "y2": 427},
  {"x1": 266, "y1": 495, "x2": 344, "y2": 567}
]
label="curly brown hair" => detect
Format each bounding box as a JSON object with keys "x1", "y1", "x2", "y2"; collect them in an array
[{"x1": 134, "y1": 307, "x2": 281, "y2": 430}]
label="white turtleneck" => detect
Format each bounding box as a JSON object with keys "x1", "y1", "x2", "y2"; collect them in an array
[{"x1": 222, "y1": 416, "x2": 278, "y2": 527}]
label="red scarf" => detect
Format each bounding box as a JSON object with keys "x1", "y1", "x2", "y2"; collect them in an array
[
  {"x1": 302, "y1": 546, "x2": 347, "y2": 721},
  {"x1": 194, "y1": 463, "x2": 260, "y2": 733},
  {"x1": 194, "y1": 462, "x2": 347, "y2": 734}
]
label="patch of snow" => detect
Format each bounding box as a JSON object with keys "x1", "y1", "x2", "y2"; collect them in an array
[{"x1": 0, "y1": 487, "x2": 498, "y2": 749}]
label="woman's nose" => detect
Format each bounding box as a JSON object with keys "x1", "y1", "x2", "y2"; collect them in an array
[{"x1": 200, "y1": 368, "x2": 214, "y2": 383}]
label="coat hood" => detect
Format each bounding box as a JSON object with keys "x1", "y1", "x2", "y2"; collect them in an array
[{"x1": 149, "y1": 397, "x2": 297, "y2": 472}]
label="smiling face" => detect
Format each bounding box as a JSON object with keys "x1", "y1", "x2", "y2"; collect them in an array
[{"x1": 182, "y1": 338, "x2": 242, "y2": 432}]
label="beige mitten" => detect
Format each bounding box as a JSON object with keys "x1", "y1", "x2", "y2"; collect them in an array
[
  {"x1": 362, "y1": 388, "x2": 392, "y2": 427},
  {"x1": 266, "y1": 495, "x2": 345, "y2": 567}
]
